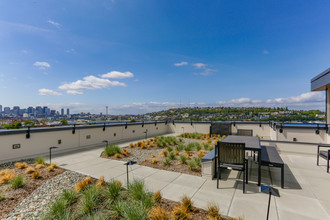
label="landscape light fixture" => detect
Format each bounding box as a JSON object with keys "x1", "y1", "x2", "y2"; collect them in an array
[
  {"x1": 142, "y1": 121, "x2": 144, "y2": 127},
  {"x1": 125, "y1": 122, "x2": 128, "y2": 129},
  {"x1": 259, "y1": 122, "x2": 262, "y2": 127},
  {"x1": 103, "y1": 123, "x2": 106, "y2": 131},
  {"x1": 316, "y1": 124, "x2": 320, "y2": 135},
  {"x1": 102, "y1": 140, "x2": 108, "y2": 148},
  {"x1": 261, "y1": 184, "x2": 280, "y2": 220},
  {"x1": 72, "y1": 125, "x2": 76, "y2": 134},
  {"x1": 144, "y1": 129, "x2": 148, "y2": 139},
  {"x1": 155, "y1": 121, "x2": 157, "y2": 126},
  {"x1": 191, "y1": 120, "x2": 193, "y2": 126},
  {"x1": 123, "y1": 161, "x2": 137, "y2": 188},
  {"x1": 49, "y1": 146, "x2": 59, "y2": 164},
  {"x1": 26, "y1": 126, "x2": 31, "y2": 139},
  {"x1": 279, "y1": 124, "x2": 283, "y2": 133}
]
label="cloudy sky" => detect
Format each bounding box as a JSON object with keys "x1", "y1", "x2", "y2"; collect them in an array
[{"x1": 0, "y1": 1, "x2": 329, "y2": 114}]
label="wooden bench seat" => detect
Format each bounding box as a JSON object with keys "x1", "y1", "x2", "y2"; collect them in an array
[{"x1": 260, "y1": 145, "x2": 284, "y2": 188}]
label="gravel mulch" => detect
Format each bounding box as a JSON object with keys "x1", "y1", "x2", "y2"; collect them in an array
[{"x1": 4, "y1": 171, "x2": 86, "y2": 220}]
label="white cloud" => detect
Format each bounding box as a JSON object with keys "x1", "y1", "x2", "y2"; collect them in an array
[
  {"x1": 101, "y1": 71, "x2": 134, "y2": 79},
  {"x1": 193, "y1": 63, "x2": 207, "y2": 69},
  {"x1": 48, "y1": 20, "x2": 61, "y2": 28},
  {"x1": 59, "y1": 75, "x2": 126, "y2": 93},
  {"x1": 200, "y1": 68, "x2": 217, "y2": 76},
  {"x1": 216, "y1": 92, "x2": 324, "y2": 108},
  {"x1": 263, "y1": 50, "x2": 269, "y2": 55},
  {"x1": 66, "y1": 90, "x2": 83, "y2": 95},
  {"x1": 38, "y1": 88, "x2": 62, "y2": 96},
  {"x1": 33, "y1": 61, "x2": 50, "y2": 69},
  {"x1": 65, "y1": 49, "x2": 76, "y2": 53},
  {"x1": 174, "y1": 61, "x2": 188, "y2": 66}
]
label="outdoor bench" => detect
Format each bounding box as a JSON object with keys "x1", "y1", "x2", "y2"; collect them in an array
[
  {"x1": 317, "y1": 144, "x2": 330, "y2": 173},
  {"x1": 260, "y1": 145, "x2": 284, "y2": 188}
]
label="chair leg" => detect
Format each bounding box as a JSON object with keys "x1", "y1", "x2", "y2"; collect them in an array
[
  {"x1": 246, "y1": 159, "x2": 249, "y2": 184},
  {"x1": 281, "y1": 165, "x2": 284, "y2": 188},
  {"x1": 317, "y1": 146, "x2": 320, "y2": 166},
  {"x1": 243, "y1": 168, "x2": 246, "y2": 193},
  {"x1": 217, "y1": 166, "x2": 220, "y2": 189},
  {"x1": 327, "y1": 158, "x2": 329, "y2": 173}
]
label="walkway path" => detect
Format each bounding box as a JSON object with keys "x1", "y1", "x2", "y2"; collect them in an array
[{"x1": 52, "y1": 138, "x2": 330, "y2": 220}]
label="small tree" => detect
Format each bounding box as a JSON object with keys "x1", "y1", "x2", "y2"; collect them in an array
[{"x1": 60, "y1": 119, "x2": 68, "y2": 125}]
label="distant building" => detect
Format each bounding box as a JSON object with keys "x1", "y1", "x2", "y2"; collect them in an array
[
  {"x1": 4, "y1": 107, "x2": 10, "y2": 114},
  {"x1": 0, "y1": 105, "x2": 2, "y2": 112},
  {"x1": 67, "y1": 108, "x2": 70, "y2": 115},
  {"x1": 61, "y1": 108, "x2": 64, "y2": 116}
]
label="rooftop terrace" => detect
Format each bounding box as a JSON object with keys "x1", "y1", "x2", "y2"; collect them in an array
[{"x1": 50, "y1": 135, "x2": 330, "y2": 220}]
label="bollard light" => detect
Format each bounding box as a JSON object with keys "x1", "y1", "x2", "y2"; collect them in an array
[
  {"x1": 124, "y1": 161, "x2": 137, "y2": 188},
  {"x1": 49, "y1": 146, "x2": 59, "y2": 164},
  {"x1": 102, "y1": 140, "x2": 108, "y2": 148}
]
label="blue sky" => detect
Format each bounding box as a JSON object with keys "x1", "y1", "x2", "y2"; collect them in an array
[{"x1": 0, "y1": 0, "x2": 329, "y2": 114}]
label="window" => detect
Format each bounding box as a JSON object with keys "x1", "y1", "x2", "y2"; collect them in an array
[
  {"x1": 114, "y1": 133, "x2": 116, "y2": 136},
  {"x1": 86, "y1": 135, "x2": 91, "y2": 139},
  {"x1": 58, "y1": 140, "x2": 62, "y2": 144}
]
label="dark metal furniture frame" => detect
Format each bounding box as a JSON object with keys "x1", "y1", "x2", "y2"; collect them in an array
[
  {"x1": 216, "y1": 141, "x2": 248, "y2": 193},
  {"x1": 317, "y1": 144, "x2": 330, "y2": 172},
  {"x1": 220, "y1": 135, "x2": 262, "y2": 186},
  {"x1": 260, "y1": 146, "x2": 284, "y2": 188}
]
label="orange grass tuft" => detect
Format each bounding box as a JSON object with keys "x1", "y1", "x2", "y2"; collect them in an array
[
  {"x1": 97, "y1": 176, "x2": 105, "y2": 188},
  {"x1": 152, "y1": 158, "x2": 158, "y2": 164},
  {"x1": 31, "y1": 171, "x2": 41, "y2": 179},
  {"x1": 0, "y1": 171, "x2": 16, "y2": 184},
  {"x1": 114, "y1": 180, "x2": 122, "y2": 186},
  {"x1": 25, "y1": 166, "x2": 35, "y2": 174},
  {"x1": 15, "y1": 162, "x2": 28, "y2": 169},
  {"x1": 149, "y1": 206, "x2": 169, "y2": 220},
  {"x1": 35, "y1": 164, "x2": 46, "y2": 169},
  {"x1": 114, "y1": 153, "x2": 121, "y2": 158}
]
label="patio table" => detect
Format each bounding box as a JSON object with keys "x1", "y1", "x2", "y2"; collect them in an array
[{"x1": 217, "y1": 135, "x2": 261, "y2": 186}]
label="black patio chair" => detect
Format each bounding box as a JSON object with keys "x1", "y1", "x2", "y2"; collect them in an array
[{"x1": 216, "y1": 141, "x2": 248, "y2": 193}]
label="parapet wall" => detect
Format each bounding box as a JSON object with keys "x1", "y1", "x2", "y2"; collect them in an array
[
  {"x1": 0, "y1": 122, "x2": 169, "y2": 163},
  {"x1": 0, "y1": 121, "x2": 328, "y2": 163}
]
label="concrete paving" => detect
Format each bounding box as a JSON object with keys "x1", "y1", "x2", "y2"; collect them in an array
[{"x1": 51, "y1": 138, "x2": 330, "y2": 220}]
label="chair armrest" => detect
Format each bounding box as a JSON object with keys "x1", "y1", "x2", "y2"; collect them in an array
[{"x1": 318, "y1": 144, "x2": 330, "y2": 154}]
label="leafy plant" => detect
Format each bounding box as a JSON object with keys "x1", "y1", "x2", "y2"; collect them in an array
[
  {"x1": 31, "y1": 171, "x2": 41, "y2": 179},
  {"x1": 42, "y1": 197, "x2": 71, "y2": 219},
  {"x1": 10, "y1": 174, "x2": 25, "y2": 189},
  {"x1": 104, "y1": 145, "x2": 121, "y2": 156},
  {"x1": 35, "y1": 157, "x2": 46, "y2": 164},
  {"x1": 80, "y1": 184, "x2": 103, "y2": 214},
  {"x1": 179, "y1": 155, "x2": 187, "y2": 164},
  {"x1": 122, "y1": 200, "x2": 149, "y2": 220},
  {"x1": 25, "y1": 166, "x2": 35, "y2": 174},
  {"x1": 152, "y1": 191, "x2": 162, "y2": 204},
  {"x1": 207, "y1": 202, "x2": 220, "y2": 219},
  {"x1": 168, "y1": 152, "x2": 176, "y2": 160},
  {"x1": 105, "y1": 180, "x2": 122, "y2": 200},
  {"x1": 0, "y1": 190, "x2": 5, "y2": 201},
  {"x1": 196, "y1": 143, "x2": 202, "y2": 151},
  {"x1": 181, "y1": 195, "x2": 194, "y2": 212},
  {"x1": 163, "y1": 158, "x2": 171, "y2": 166},
  {"x1": 187, "y1": 160, "x2": 197, "y2": 171},
  {"x1": 175, "y1": 144, "x2": 184, "y2": 151},
  {"x1": 171, "y1": 204, "x2": 190, "y2": 220},
  {"x1": 149, "y1": 206, "x2": 169, "y2": 220},
  {"x1": 167, "y1": 146, "x2": 173, "y2": 152},
  {"x1": 97, "y1": 176, "x2": 105, "y2": 188},
  {"x1": 61, "y1": 189, "x2": 77, "y2": 206}
]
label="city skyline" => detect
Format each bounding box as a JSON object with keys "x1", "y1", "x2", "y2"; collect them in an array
[{"x1": 0, "y1": 1, "x2": 329, "y2": 114}]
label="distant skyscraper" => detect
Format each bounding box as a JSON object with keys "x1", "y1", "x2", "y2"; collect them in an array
[
  {"x1": 67, "y1": 108, "x2": 69, "y2": 115},
  {"x1": 0, "y1": 105, "x2": 2, "y2": 112},
  {"x1": 106, "y1": 106, "x2": 108, "y2": 115},
  {"x1": 61, "y1": 108, "x2": 64, "y2": 116},
  {"x1": 4, "y1": 107, "x2": 10, "y2": 114}
]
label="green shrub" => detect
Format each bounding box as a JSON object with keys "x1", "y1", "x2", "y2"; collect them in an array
[
  {"x1": 35, "y1": 157, "x2": 46, "y2": 164},
  {"x1": 0, "y1": 190, "x2": 5, "y2": 201},
  {"x1": 179, "y1": 155, "x2": 187, "y2": 164},
  {"x1": 167, "y1": 146, "x2": 173, "y2": 152},
  {"x1": 10, "y1": 175, "x2": 25, "y2": 189},
  {"x1": 163, "y1": 158, "x2": 172, "y2": 166},
  {"x1": 122, "y1": 200, "x2": 149, "y2": 220},
  {"x1": 203, "y1": 143, "x2": 210, "y2": 150},
  {"x1": 105, "y1": 180, "x2": 122, "y2": 201},
  {"x1": 128, "y1": 180, "x2": 147, "y2": 200},
  {"x1": 168, "y1": 152, "x2": 176, "y2": 160},
  {"x1": 175, "y1": 144, "x2": 184, "y2": 151},
  {"x1": 194, "y1": 157, "x2": 202, "y2": 167},
  {"x1": 110, "y1": 201, "x2": 125, "y2": 219},
  {"x1": 61, "y1": 189, "x2": 77, "y2": 205},
  {"x1": 195, "y1": 143, "x2": 202, "y2": 151},
  {"x1": 104, "y1": 145, "x2": 121, "y2": 156},
  {"x1": 42, "y1": 198, "x2": 71, "y2": 220},
  {"x1": 184, "y1": 144, "x2": 193, "y2": 152},
  {"x1": 80, "y1": 184, "x2": 103, "y2": 214},
  {"x1": 187, "y1": 160, "x2": 197, "y2": 171}
]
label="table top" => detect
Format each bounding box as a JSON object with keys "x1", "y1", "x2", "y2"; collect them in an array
[{"x1": 222, "y1": 135, "x2": 261, "y2": 150}]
